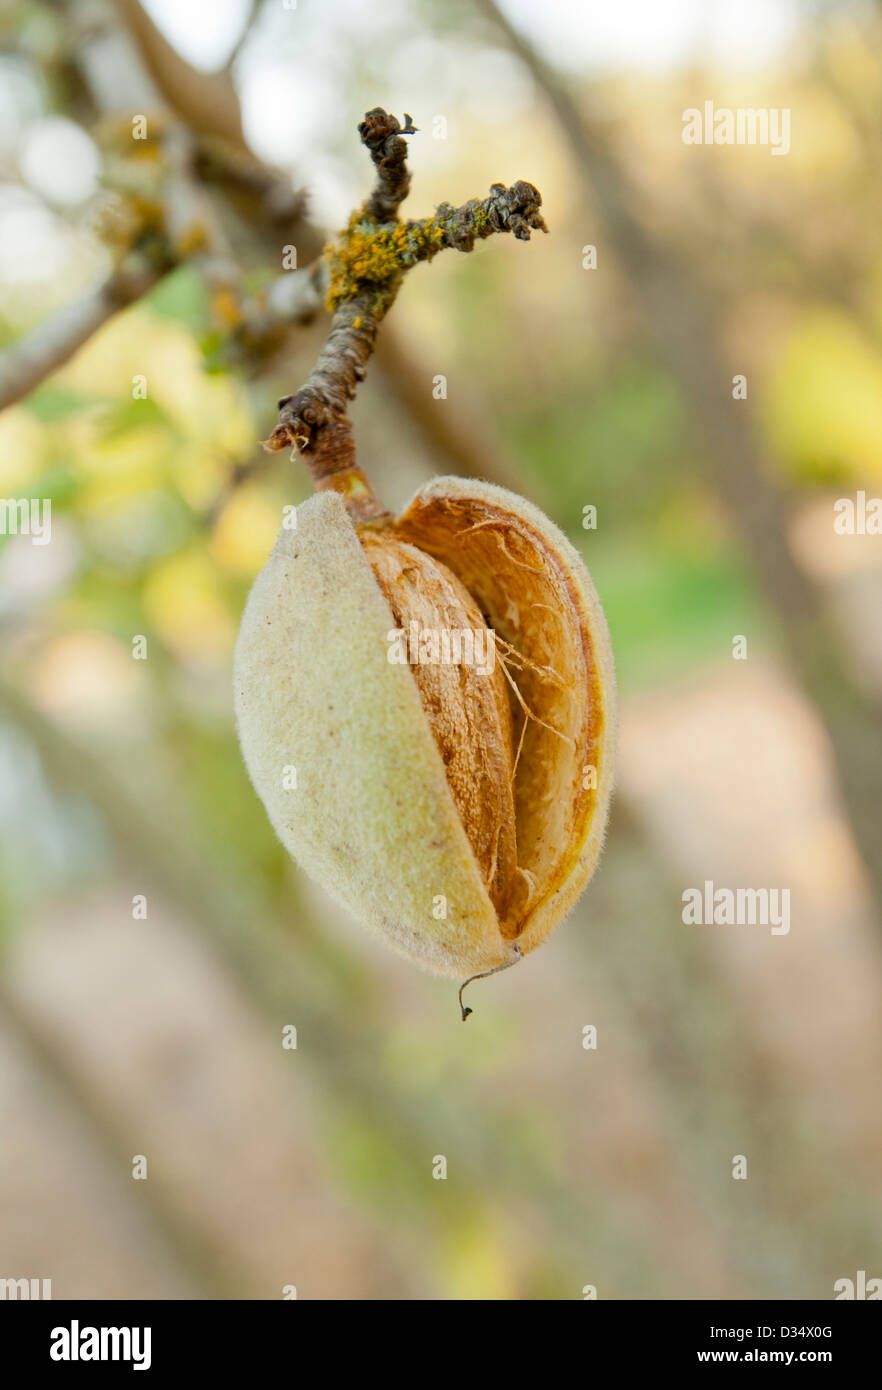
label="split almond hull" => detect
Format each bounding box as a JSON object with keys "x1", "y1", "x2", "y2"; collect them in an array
[{"x1": 234, "y1": 479, "x2": 616, "y2": 979}]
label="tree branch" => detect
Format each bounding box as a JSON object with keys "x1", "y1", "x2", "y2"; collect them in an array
[
  {"x1": 0, "y1": 4, "x2": 316, "y2": 417},
  {"x1": 360, "y1": 106, "x2": 417, "y2": 222},
  {"x1": 224, "y1": 0, "x2": 263, "y2": 73},
  {"x1": 0, "y1": 127, "x2": 328, "y2": 416},
  {"x1": 110, "y1": 0, "x2": 249, "y2": 151},
  {"x1": 264, "y1": 108, "x2": 547, "y2": 524},
  {"x1": 0, "y1": 261, "x2": 165, "y2": 413},
  {"x1": 479, "y1": 0, "x2": 882, "y2": 924}
]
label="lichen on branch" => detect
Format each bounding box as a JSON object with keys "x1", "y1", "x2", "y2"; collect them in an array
[
  {"x1": 326, "y1": 179, "x2": 547, "y2": 312},
  {"x1": 264, "y1": 107, "x2": 547, "y2": 524}
]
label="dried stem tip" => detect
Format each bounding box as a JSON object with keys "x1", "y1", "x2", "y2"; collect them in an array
[{"x1": 263, "y1": 109, "x2": 547, "y2": 524}]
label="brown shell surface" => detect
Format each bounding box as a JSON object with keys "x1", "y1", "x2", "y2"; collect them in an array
[
  {"x1": 392, "y1": 476, "x2": 615, "y2": 948},
  {"x1": 235, "y1": 476, "x2": 614, "y2": 981},
  {"x1": 360, "y1": 532, "x2": 520, "y2": 930}
]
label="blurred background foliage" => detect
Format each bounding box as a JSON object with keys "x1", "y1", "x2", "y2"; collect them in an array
[{"x1": 0, "y1": 0, "x2": 881, "y2": 1299}]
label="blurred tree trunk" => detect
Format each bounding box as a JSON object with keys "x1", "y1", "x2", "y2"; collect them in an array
[{"x1": 481, "y1": 0, "x2": 882, "y2": 923}]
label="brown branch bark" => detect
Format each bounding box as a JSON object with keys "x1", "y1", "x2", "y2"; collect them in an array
[
  {"x1": 224, "y1": 0, "x2": 262, "y2": 73},
  {"x1": 0, "y1": 262, "x2": 165, "y2": 413},
  {"x1": 110, "y1": 0, "x2": 249, "y2": 151},
  {"x1": 265, "y1": 108, "x2": 547, "y2": 524},
  {"x1": 360, "y1": 107, "x2": 417, "y2": 221},
  {"x1": 0, "y1": 1, "x2": 322, "y2": 415}
]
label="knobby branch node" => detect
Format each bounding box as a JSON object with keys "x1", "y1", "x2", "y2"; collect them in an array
[{"x1": 263, "y1": 107, "x2": 547, "y2": 524}]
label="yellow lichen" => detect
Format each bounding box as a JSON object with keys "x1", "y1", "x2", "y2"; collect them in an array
[
  {"x1": 325, "y1": 206, "x2": 449, "y2": 312},
  {"x1": 174, "y1": 221, "x2": 210, "y2": 259},
  {"x1": 211, "y1": 286, "x2": 243, "y2": 329}
]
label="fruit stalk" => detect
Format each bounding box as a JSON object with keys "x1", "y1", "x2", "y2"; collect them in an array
[{"x1": 262, "y1": 108, "x2": 547, "y2": 524}]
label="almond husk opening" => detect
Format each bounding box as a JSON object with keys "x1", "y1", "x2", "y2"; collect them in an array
[
  {"x1": 361, "y1": 531, "x2": 523, "y2": 932},
  {"x1": 393, "y1": 486, "x2": 606, "y2": 939}
]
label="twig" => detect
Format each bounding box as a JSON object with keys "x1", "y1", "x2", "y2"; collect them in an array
[
  {"x1": 193, "y1": 140, "x2": 316, "y2": 246},
  {"x1": 224, "y1": 0, "x2": 262, "y2": 72},
  {"x1": 0, "y1": 261, "x2": 165, "y2": 413},
  {"x1": 161, "y1": 126, "x2": 240, "y2": 289},
  {"x1": 264, "y1": 107, "x2": 547, "y2": 524},
  {"x1": 361, "y1": 107, "x2": 418, "y2": 221},
  {"x1": 0, "y1": 136, "x2": 325, "y2": 416},
  {"x1": 110, "y1": 0, "x2": 249, "y2": 151}
]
